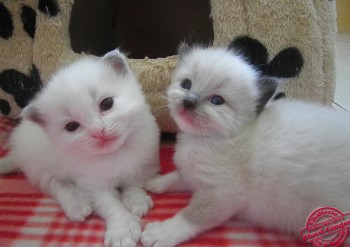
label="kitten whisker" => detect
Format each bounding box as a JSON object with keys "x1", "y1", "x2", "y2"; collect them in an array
[
  {"x1": 151, "y1": 91, "x2": 177, "y2": 104},
  {"x1": 21, "y1": 88, "x2": 40, "y2": 95},
  {"x1": 109, "y1": 122, "x2": 122, "y2": 133}
]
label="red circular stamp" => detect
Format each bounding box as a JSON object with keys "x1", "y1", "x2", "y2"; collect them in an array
[{"x1": 300, "y1": 207, "x2": 350, "y2": 247}]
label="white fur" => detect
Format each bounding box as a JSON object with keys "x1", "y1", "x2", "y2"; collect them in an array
[
  {"x1": 141, "y1": 47, "x2": 350, "y2": 247},
  {"x1": 8, "y1": 50, "x2": 160, "y2": 247}
]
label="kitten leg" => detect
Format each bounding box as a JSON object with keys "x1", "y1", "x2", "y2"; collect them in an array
[
  {"x1": 42, "y1": 176, "x2": 92, "y2": 222},
  {"x1": 145, "y1": 171, "x2": 189, "y2": 194},
  {"x1": 141, "y1": 188, "x2": 237, "y2": 247},
  {"x1": 90, "y1": 189, "x2": 141, "y2": 247},
  {"x1": 121, "y1": 186, "x2": 153, "y2": 217}
]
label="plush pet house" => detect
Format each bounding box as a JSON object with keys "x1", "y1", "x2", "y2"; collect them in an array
[
  {"x1": 0, "y1": 1, "x2": 339, "y2": 246},
  {"x1": 0, "y1": 0, "x2": 337, "y2": 133}
]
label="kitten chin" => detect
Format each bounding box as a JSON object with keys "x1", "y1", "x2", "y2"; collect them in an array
[{"x1": 8, "y1": 49, "x2": 160, "y2": 246}]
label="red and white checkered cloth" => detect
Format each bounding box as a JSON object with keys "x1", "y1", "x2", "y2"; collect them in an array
[{"x1": 0, "y1": 117, "x2": 327, "y2": 247}]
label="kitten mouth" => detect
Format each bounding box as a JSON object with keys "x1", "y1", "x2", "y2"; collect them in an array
[
  {"x1": 178, "y1": 108, "x2": 194, "y2": 125},
  {"x1": 96, "y1": 136, "x2": 118, "y2": 148}
]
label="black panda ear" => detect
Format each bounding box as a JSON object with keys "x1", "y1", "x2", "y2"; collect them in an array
[
  {"x1": 178, "y1": 43, "x2": 191, "y2": 59},
  {"x1": 265, "y1": 47, "x2": 304, "y2": 78},
  {"x1": 102, "y1": 49, "x2": 131, "y2": 75},
  {"x1": 255, "y1": 78, "x2": 278, "y2": 114},
  {"x1": 228, "y1": 36, "x2": 268, "y2": 70},
  {"x1": 21, "y1": 103, "x2": 46, "y2": 126}
]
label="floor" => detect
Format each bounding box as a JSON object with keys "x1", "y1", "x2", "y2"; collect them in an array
[{"x1": 334, "y1": 32, "x2": 350, "y2": 111}]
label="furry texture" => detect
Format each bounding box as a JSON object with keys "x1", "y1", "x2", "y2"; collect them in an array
[
  {"x1": 141, "y1": 47, "x2": 350, "y2": 247},
  {"x1": 8, "y1": 49, "x2": 160, "y2": 247}
]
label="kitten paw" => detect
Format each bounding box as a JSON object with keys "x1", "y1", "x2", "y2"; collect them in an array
[
  {"x1": 105, "y1": 216, "x2": 141, "y2": 247},
  {"x1": 141, "y1": 221, "x2": 180, "y2": 247},
  {"x1": 61, "y1": 194, "x2": 92, "y2": 222},
  {"x1": 145, "y1": 176, "x2": 170, "y2": 194},
  {"x1": 145, "y1": 172, "x2": 188, "y2": 194},
  {"x1": 122, "y1": 190, "x2": 153, "y2": 217}
]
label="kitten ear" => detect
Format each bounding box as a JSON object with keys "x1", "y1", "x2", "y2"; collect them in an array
[
  {"x1": 255, "y1": 78, "x2": 278, "y2": 114},
  {"x1": 178, "y1": 43, "x2": 191, "y2": 59},
  {"x1": 21, "y1": 103, "x2": 46, "y2": 126},
  {"x1": 102, "y1": 49, "x2": 130, "y2": 75}
]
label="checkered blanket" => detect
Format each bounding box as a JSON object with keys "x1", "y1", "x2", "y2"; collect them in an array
[{"x1": 0, "y1": 118, "x2": 317, "y2": 247}]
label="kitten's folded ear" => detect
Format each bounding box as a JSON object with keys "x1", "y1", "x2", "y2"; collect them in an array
[
  {"x1": 255, "y1": 78, "x2": 278, "y2": 114},
  {"x1": 102, "y1": 49, "x2": 131, "y2": 75},
  {"x1": 21, "y1": 103, "x2": 46, "y2": 126},
  {"x1": 178, "y1": 43, "x2": 191, "y2": 59}
]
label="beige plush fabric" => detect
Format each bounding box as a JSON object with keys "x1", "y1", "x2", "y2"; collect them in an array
[
  {"x1": 211, "y1": 0, "x2": 337, "y2": 105},
  {"x1": 0, "y1": 0, "x2": 36, "y2": 118},
  {"x1": 33, "y1": 0, "x2": 80, "y2": 82},
  {"x1": 0, "y1": 0, "x2": 337, "y2": 133},
  {"x1": 128, "y1": 57, "x2": 178, "y2": 133}
]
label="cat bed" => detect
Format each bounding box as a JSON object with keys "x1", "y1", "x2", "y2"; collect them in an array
[
  {"x1": 0, "y1": 118, "x2": 310, "y2": 247},
  {"x1": 0, "y1": 0, "x2": 337, "y2": 133}
]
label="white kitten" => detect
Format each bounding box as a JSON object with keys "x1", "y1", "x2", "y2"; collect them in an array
[
  {"x1": 141, "y1": 46, "x2": 350, "y2": 247},
  {"x1": 4, "y1": 50, "x2": 160, "y2": 247}
]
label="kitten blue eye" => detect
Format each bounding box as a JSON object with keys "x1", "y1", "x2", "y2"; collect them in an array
[
  {"x1": 210, "y1": 95, "x2": 225, "y2": 105},
  {"x1": 65, "y1": 122, "x2": 80, "y2": 132},
  {"x1": 100, "y1": 97, "x2": 113, "y2": 111},
  {"x1": 180, "y1": 79, "x2": 192, "y2": 90}
]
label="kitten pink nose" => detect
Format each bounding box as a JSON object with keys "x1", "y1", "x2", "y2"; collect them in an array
[
  {"x1": 90, "y1": 128, "x2": 117, "y2": 142},
  {"x1": 90, "y1": 128, "x2": 106, "y2": 139}
]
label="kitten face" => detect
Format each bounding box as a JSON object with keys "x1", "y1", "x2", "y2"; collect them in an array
[
  {"x1": 23, "y1": 50, "x2": 147, "y2": 158},
  {"x1": 168, "y1": 47, "x2": 263, "y2": 138}
]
